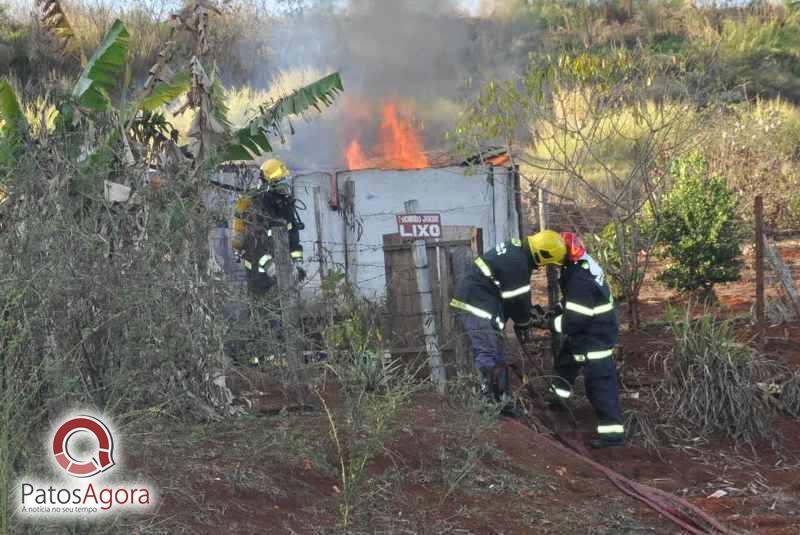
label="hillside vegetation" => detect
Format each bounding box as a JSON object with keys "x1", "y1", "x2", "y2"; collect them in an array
[{"x1": 4, "y1": 2, "x2": 800, "y2": 533}]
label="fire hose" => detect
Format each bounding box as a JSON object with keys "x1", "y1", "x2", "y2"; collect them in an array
[{"x1": 509, "y1": 334, "x2": 736, "y2": 535}]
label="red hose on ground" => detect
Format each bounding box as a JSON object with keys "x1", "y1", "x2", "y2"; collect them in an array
[
  {"x1": 510, "y1": 335, "x2": 735, "y2": 534},
  {"x1": 508, "y1": 418, "x2": 736, "y2": 534}
]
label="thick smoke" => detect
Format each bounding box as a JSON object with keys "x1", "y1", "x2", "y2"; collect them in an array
[{"x1": 262, "y1": 0, "x2": 527, "y2": 170}]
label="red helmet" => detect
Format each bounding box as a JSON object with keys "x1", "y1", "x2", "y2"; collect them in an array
[{"x1": 561, "y1": 232, "x2": 585, "y2": 263}]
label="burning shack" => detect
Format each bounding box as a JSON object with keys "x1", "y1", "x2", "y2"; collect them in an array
[
  {"x1": 209, "y1": 159, "x2": 521, "y2": 301},
  {"x1": 208, "y1": 100, "x2": 522, "y2": 301},
  {"x1": 292, "y1": 162, "x2": 520, "y2": 300}
]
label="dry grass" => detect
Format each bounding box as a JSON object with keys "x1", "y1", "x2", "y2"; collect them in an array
[
  {"x1": 659, "y1": 306, "x2": 778, "y2": 447},
  {"x1": 781, "y1": 373, "x2": 800, "y2": 418}
]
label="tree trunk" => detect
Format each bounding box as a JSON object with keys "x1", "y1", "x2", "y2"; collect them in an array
[{"x1": 628, "y1": 295, "x2": 641, "y2": 331}]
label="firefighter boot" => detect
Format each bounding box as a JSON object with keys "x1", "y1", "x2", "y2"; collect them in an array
[
  {"x1": 543, "y1": 391, "x2": 569, "y2": 412},
  {"x1": 590, "y1": 422, "x2": 625, "y2": 449},
  {"x1": 590, "y1": 433, "x2": 625, "y2": 449},
  {"x1": 496, "y1": 365, "x2": 523, "y2": 418}
]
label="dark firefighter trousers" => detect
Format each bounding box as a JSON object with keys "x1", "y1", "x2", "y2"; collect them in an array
[
  {"x1": 552, "y1": 346, "x2": 624, "y2": 436},
  {"x1": 458, "y1": 313, "x2": 505, "y2": 369}
]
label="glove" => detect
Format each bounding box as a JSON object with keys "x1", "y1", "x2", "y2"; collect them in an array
[
  {"x1": 529, "y1": 304, "x2": 548, "y2": 330},
  {"x1": 546, "y1": 303, "x2": 563, "y2": 319},
  {"x1": 514, "y1": 320, "x2": 533, "y2": 343},
  {"x1": 296, "y1": 266, "x2": 307, "y2": 282}
]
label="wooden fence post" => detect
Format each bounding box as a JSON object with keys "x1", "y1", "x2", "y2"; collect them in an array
[
  {"x1": 538, "y1": 188, "x2": 560, "y2": 308},
  {"x1": 312, "y1": 185, "x2": 326, "y2": 281},
  {"x1": 538, "y1": 188, "x2": 561, "y2": 359},
  {"x1": 405, "y1": 200, "x2": 446, "y2": 395},
  {"x1": 764, "y1": 239, "x2": 800, "y2": 320},
  {"x1": 412, "y1": 242, "x2": 447, "y2": 394},
  {"x1": 754, "y1": 195, "x2": 765, "y2": 331},
  {"x1": 273, "y1": 226, "x2": 306, "y2": 404}
]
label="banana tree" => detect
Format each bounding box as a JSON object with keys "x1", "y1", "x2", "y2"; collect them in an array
[
  {"x1": 5, "y1": 9, "x2": 345, "y2": 173},
  {"x1": 224, "y1": 72, "x2": 344, "y2": 161},
  {"x1": 58, "y1": 19, "x2": 191, "y2": 167}
]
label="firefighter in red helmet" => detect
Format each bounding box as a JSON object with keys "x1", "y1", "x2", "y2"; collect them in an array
[{"x1": 545, "y1": 231, "x2": 625, "y2": 448}]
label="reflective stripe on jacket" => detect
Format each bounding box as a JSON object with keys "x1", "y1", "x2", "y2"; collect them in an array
[
  {"x1": 449, "y1": 239, "x2": 536, "y2": 328},
  {"x1": 552, "y1": 253, "x2": 618, "y2": 355}
]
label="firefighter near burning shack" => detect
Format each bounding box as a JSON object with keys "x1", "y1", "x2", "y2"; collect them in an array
[
  {"x1": 231, "y1": 158, "x2": 306, "y2": 295},
  {"x1": 449, "y1": 231, "x2": 565, "y2": 417},
  {"x1": 544, "y1": 232, "x2": 625, "y2": 449}
]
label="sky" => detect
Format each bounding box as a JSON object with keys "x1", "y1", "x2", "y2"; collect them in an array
[{"x1": 9, "y1": 0, "x2": 482, "y2": 17}]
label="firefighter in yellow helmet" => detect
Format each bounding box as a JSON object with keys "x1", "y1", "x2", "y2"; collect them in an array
[
  {"x1": 450, "y1": 230, "x2": 566, "y2": 417},
  {"x1": 232, "y1": 158, "x2": 305, "y2": 296}
]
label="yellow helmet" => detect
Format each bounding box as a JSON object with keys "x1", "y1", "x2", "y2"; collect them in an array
[
  {"x1": 260, "y1": 158, "x2": 290, "y2": 182},
  {"x1": 528, "y1": 230, "x2": 567, "y2": 266}
]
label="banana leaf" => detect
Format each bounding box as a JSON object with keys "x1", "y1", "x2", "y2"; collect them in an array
[
  {"x1": 72, "y1": 19, "x2": 130, "y2": 112},
  {"x1": 0, "y1": 79, "x2": 28, "y2": 140},
  {"x1": 139, "y1": 71, "x2": 191, "y2": 112},
  {"x1": 224, "y1": 72, "x2": 343, "y2": 161}
]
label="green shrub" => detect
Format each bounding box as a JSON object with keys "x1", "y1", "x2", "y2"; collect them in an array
[{"x1": 654, "y1": 151, "x2": 744, "y2": 296}]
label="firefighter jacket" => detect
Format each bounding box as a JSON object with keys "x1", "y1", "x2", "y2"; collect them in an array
[
  {"x1": 552, "y1": 253, "x2": 619, "y2": 361},
  {"x1": 450, "y1": 239, "x2": 537, "y2": 330},
  {"x1": 239, "y1": 184, "x2": 304, "y2": 274}
]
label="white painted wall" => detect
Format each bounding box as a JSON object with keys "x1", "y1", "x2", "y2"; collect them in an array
[{"x1": 291, "y1": 165, "x2": 519, "y2": 300}]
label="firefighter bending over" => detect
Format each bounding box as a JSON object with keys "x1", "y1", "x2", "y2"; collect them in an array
[
  {"x1": 449, "y1": 231, "x2": 564, "y2": 417},
  {"x1": 545, "y1": 232, "x2": 624, "y2": 449},
  {"x1": 232, "y1": 158, "x2": 305, "y2": 295}
]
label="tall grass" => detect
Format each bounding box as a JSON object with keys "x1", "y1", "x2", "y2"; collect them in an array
[
  {"x1": 316, "y1": 287, "x2": 424, "y2": 528},
  {"x1": 660, "y1": 306, "x2": 777, "y2": 446},
  {"x1": 705, "y1": 97, "x2": 800, "y2": 228},
  {"x1": 0, "y1": 128, "x2": 239, "y2": 531},
  {"x1": 527, "y1": 96, "x2": 695, "y2": 201}
]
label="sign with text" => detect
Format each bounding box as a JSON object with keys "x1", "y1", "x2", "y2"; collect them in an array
[{"x1": 397, "y1": 213, "x2": 442, "y2": 239}]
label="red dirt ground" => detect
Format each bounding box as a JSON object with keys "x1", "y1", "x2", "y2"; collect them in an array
[{"x1": 120, "y1": 241, "x2": 800, "y2": 534}]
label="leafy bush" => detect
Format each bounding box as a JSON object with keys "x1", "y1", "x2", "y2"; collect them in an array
[
  {"x1": 654, "y1": 151, "x2": 744, "y2": 296},
  {"x1": 710, "y1": 12, "x2": 800, "y2": 103}
]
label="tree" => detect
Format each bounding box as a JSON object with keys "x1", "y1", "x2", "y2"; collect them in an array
[
  {"x1": 654, "y1": 151, "x2": 744, "y2": 299},
  {"x1": 455, "y1": 47, "x2": 702, "y2": 329}
]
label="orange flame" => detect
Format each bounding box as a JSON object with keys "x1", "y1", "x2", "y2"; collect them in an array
[
  {"x1": 346, "y1": 139, "x2": 369, "y2": 170},
  {"x1": 343, "y1": 100, "x2": 429, "y2": 170},
  {"x1": 377, "y1": 103, "x2": 429, "y2": 169}
]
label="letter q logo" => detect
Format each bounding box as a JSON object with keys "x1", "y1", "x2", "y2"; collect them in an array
[{"x1": 52, "y1": 416, "x2": 115, "y2": 478}]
